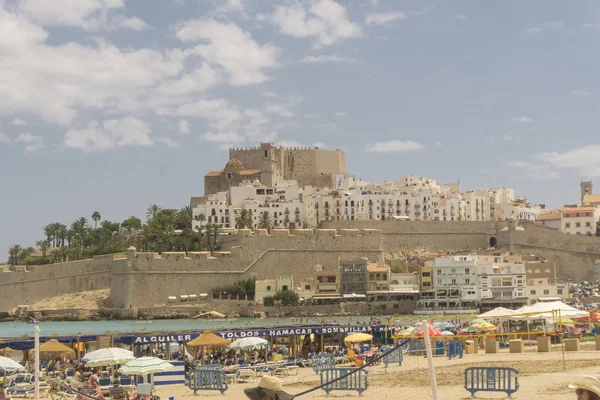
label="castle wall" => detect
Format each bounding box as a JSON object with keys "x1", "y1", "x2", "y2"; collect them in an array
[
  {"x1": 322, "y1": 220, "x2": 499, "y2": 252},
  {"x1": 0, "y1": 257, "x2": 114, "y2": 311},
  {"x1": 109, "y1": 230, "x2": 383, "y2": 309}
]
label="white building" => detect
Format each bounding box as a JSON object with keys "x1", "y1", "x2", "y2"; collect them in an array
[
  {"x1": 418, "y1": 255, "x2": 479, "y2": 310},
  {"x1": 389, "y1": 272, "x2": 419, "y2": 293},
  {"x1": 255, "y1": 276, "x2": 294, "y2": 304},
  {"x1": 561, "y1": 207, "x2": 598, "y2": 236},
  {"x1": 477, "y1": 256, "x2": 527, "y2": 300}
]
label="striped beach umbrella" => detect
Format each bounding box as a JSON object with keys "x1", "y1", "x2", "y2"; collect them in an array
[
  {"x1": 83, "y1": 348, "x2": 135, "y2": 367},
  {"x1": 118, "y1": 357, "x2": 174, "y2": 375}
]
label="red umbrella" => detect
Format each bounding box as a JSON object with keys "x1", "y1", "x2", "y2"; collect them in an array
[{"x1": 415, "y1": 328, "x2": 443, "y2": 337}]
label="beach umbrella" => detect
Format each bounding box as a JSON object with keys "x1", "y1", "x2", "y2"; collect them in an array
[
  {"x1": 0, "y1": 356, "x2": 25, "y2": 372},
  {"x1": 83, "y1": 348, "x2": 135, "y2": 367},
  {"x1": 38, "y1": 340, "x2": 75, "y2": 358},
  {"x1": 460, "y1": 326, "x2": 478, "y2": 334},
  {"x1": 434, "y1": 321, "x2": 455, "y2": 329},
  {"x1": 415, "y1": 328, "x2": 442, "y2": 337},
  {"x1": 228, "y1": 337, "x2": 268, "y2": 350},
  {"x1": 344, "y1": 333, "x2": 373, "y2": 343},
  {"x1": 186, "y1": 331, "x2": 229, "y2": 347},
  {"x1": 118, "y1": 357, "x2": 174, "y2": 375},
  {"x1": 440, "y1": 331, "x2": 454, "y2": 336},
  {"x1": 556, "y1": 317, "x2": 575, "y2": 325},
  {"x1": 470, "y1": 318, "x2": 487, "y2": 325},
  {"x1": 474, "y1": 323, "x2": 496, "y2": 331}
]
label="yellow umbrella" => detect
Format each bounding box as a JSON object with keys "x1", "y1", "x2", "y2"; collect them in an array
[
  {"x1": 474, "y1": 323, "x2": 496, "y2": 331},
  {"x1": 344, "y1": 333, "x2": 373, "y2": 343},
  {"x1": 38, "y1": 340, "x2": 75, "y2": 357},
  {"x1": 186, "y1": 331, "x2": 229, "y2": 347}
]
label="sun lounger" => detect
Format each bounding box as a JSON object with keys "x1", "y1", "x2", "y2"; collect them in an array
[{"x1": 236, "y1": 369, "x2": 256, "y2": 383}]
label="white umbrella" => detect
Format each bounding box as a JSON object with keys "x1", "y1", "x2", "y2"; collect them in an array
[
  {"x1": 118, "y1": 357, "x2": 174, "y2": 375},
  {"x1": 0, "y1": 356, "x2": 25, "y2": 372},
  {"x1": 228, "y1": 337, "x2": 268, "y2": 350},
  {"x1": 83, "y1": 348, "x2": 135, "y2": 367}
]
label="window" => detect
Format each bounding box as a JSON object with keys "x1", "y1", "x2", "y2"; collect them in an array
[
  {"x1": 282, "y1": 285, "x2": 288, "y2": 291},
  {"x1": 266, "y1": 285, "x2": 271, "y2": 292},
  {"x1": 557, "y1": 289, "x2": 563, "y2": 295},
  {"x1": 465, "y1": 278, "x2": 470, "y2": 285},
  {"x1": 226, "y1": 172, "x2": 232, "y2": 179},
  {"x1": 576, "y1": 222, "x2": 581, "y2": 228},
  {"x1": 530, "y1": 289, "x2": 536, "y2": 295},
  {"x1": 543, "y1": 289, "x2": 549, "y2": 295},
  {"x1": 437, "y1": 270, "x2": 442, "y2": 276},
  {"x1": 423, "y1": 282, "x2": 431, "y2": 287},
  {"x1": 565, "y1": 223, "x2": 571, "y2": 228},
  {"x1": 264, "y1": 150, "x2": 268, "y2": 157},
  {"x1": 586, "y1": 222, "x2": 592, "y2": 227},
  {"x1": 422, "y1": 272, "x2": 431, "y2": 277},
  {"x1": 465, "y1": 268, "x2": 470, "y2": 275}
]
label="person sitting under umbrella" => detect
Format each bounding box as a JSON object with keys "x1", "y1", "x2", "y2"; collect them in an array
[{"x1": 244, "y1": 376, "x2": 294, "y2": 400}]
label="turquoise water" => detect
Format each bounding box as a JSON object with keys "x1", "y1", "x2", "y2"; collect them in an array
[{"x1": 0, "y1": 316, "x2": 395, "y2": 338}]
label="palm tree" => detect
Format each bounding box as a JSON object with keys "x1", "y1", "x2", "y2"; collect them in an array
[
  {"x1": 8, "y1": 244, "x2": 22, "y2": 266},
  {"x1": 35, "y1": 240, "x2": 51, "y2": 257},
  {"x1": 177, "y1": 206, "x2": 192, "y2": 229},
  {"x1": 236, "y1": 209, "x2": 252, "y2": 229},
  {"x1": 212, "y1": 224, "x2": 221, "y2": 251},
  {"x1": 146, "y1": 204, "x2": 162, "y2": 221},
  {"x1": 204, "y1": 224, "x2": 214, "y2": 251},
  {"x1": 92, "y1": 211, "x2": 101, "y2": 228},
  {"x1": 19, "y1": 247, "x2": 35, "y2": 262},
  {"x1": 257, "y1": 211, "x2": 273, "y2": 231}
]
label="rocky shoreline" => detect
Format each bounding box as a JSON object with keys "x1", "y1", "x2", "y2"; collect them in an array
[{"x1": 2, "y1": 302, "x2": 376, "y2": 323}]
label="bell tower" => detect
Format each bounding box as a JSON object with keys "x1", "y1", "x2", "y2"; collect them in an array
[{"x1": 581, "y1": 181, "x2": 592, "y2": 204}]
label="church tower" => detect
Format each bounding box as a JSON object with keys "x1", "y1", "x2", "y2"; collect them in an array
[{"x1": 581, "y1": 181, "x2": 592, "y2": 204}]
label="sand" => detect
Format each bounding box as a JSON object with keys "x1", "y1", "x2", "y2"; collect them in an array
[{"x1": 154, "y1": 345, "x2": 600, "y2": 399}]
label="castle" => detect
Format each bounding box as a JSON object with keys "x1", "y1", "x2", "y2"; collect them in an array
[{"x1": 203, "y1": 143, "x2": 347, "y2": 195}]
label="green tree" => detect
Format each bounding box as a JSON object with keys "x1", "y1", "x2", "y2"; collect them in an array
[
  {"x1": 236, "y1": 209, "x2": 252, "y2": 229},
  {"x1": 122, "y1": 216, "x2": 142, "y2": 238},
  {"x1": 257, "y1": 211, "x2": 273, "y2": 230},
  {"x1": 91, "y1": 211, "x2": 101, "y2": 228},
  {"x1": 19, "y1": 247, "x2": 35, "y2": 262},
  {"x1": 8, "y1": 244, "x2": 22, "y2": 266},
  {"x1": 176, "y1": 206, "x2": 192, "y2": 230},
  {"x1": 35, "y1": 240, "x2": 51, "y2": 257},
  {"x1": 273, "y1": 290, "x2": 299, "y2": 306},
  {"x1": 211, "y1": 223, "x2": 221, "y2": 251},
  {"x1": 146, "y1": 204, "x2": 162, "y2": 221}
]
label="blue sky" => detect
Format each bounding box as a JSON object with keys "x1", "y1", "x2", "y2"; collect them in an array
[{"x1": 1, "y1": 0, "x2": 599, "y2": 257}]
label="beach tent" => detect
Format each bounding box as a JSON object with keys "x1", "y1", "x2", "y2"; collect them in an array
[
  {"x1": 511, "y1": 301, "x2": 588, "y2": 320},
  {"x1": 478, "y1": 307, "x2": 517, "y2": 319},
  {"x1": 38, "y1": 340, "x2": 75, "y2": 358},
  {"x1": 186, "y1": 331, "x2": 229, "y2": 347}
]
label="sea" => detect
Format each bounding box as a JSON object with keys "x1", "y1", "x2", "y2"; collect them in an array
[{"x1": 0, "y1": 315, "x2": 404, "y2": 338}]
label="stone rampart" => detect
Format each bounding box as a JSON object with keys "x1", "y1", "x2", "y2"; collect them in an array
[{"x1": 0, "y1": 258, "x2": 113, "y2": 311}]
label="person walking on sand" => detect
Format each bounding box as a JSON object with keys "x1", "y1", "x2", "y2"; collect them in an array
[{"x1": 569, "y1": 376, "x2": 600, "y2": 400}]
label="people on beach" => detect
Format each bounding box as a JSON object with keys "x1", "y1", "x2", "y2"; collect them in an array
[
  {"x1": 569, "y1": 376, "x2": 600, "y2": 400},
  {"x1": 244, "y1": 376, "x2": 294, "y2": 400}
]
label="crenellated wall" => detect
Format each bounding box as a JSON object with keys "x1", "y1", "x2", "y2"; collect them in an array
[
  {"x1": 0, "y1": 257, "x2": 114, "y2": 311},
  {"x1": 108, "y1": 229, "x2": 384, "y2": 309}
]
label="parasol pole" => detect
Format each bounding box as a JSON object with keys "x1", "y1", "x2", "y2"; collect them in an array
[
  {"x1": 422, "y1": 320, "x2": 439, "y2": 400},
  {"x1": 34, "y1": 326, "x2": 40, "y2": 400}
]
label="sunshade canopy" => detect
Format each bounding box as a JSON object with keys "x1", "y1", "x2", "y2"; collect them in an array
[
  {"x1": 344, "y1": 333, "x2": 373, "y2": 343},
  {"x1": 118, "y1": 357, "x2": 174, "y2": 376},
  {"x1": 186, "y1": 331, "x2": 229, "y2": 347}
]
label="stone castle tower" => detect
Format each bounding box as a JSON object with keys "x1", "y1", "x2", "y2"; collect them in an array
[
  {"x1": 204, "y1": 143, "x2": 346, "y2": 194},
  {"x1": 581, "y1": 181, "x2": 593, "y2": 204}
]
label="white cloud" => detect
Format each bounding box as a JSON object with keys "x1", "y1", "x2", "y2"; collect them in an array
[
  {"x1": 365, "y1": 140, "x2": 422, "y2": 153},
  {"x1": 64, "y1": 117, "x2": 154, "y2": 152},
  {"x1": 16, "y1": 132, "x2": 45, "y2": 153},
  {"x1": 537, "y1": 145, "x2": 600, "y2": 176},
  {"x1": 298, "y1": 54, "x2": 357, "y2": 64},
  {"x1": 18, "y1": 0, "x2": 147, "y2": 31},
  {"x1": 266, "y1": 0, "x2": 361, "y2": 47},
  {"x1": 511, "y1": 116, "x2": 533, "y2": 123},
  {"x1": 179, "y1": 119, "x2": 191, "y2": 134},
  {"x1": 202, "y1": 131, "x2": 245, "y2": 143},
  {"x1": 277, "y1": 140, "x2": 304, "y2": 148},
  {"x1": 335, "y1": 112, "x2": 346, "y2": 116},
  {"x1": 524, "y1": 21, "x2": 563, "y2": 34},
  {"x1": 155, "y1": 63, "x2": 219, "y2": 97},
  {"x1": 11, "y1": 118, "x2": 28, "y2": 126},
  {"x1": 571, "y1": 90, "x2": 589, "y2": 96},
  {"x1": 0, "y1": 6, "x2": 185, "y2": 125},
  {"x1": 505, "y1": 160, "x2": 559, "y2": 180},
  {"x1": 501, "y1": 134, "x2": 514, "y2": 141},
  {"x1": 155, "y1": 137, "x2": 178, "y2": 148},
  {"x1": 177, "y1": 19, "x2": 279, "y2": 85},
  {"x1": 313, "y1": 142, "x2": 326, "y2": 148},
  {"x1": 365, "y1": 11, "x2": 407, "y2": 26},
  {"x1": 0, "y1": 133, "x2": 10, "y2": 143},
  {"x1": 214, "y1": 0, "x2": 246, "y2": 14}
]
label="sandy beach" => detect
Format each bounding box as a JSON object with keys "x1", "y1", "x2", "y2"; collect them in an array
[{"x1": 154, "y1": 343, "x2": 600, "y2": 399}]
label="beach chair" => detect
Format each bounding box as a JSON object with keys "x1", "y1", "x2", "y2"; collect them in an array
[
  {"x1": 237, "y1": 358, "x2": 246, "y2": 366},
  {"x1": 224, "y1": 359, "x2": 233, "y2": 367},
  {"x1": 236, "y1": 368, "x2": 256, "y2": 383},
  {"x1": 98, "y1": 377, "x2": 111, "y2": 395},
  {"x1": 64, "y1": 369, "x2": 75, "y2": 379},
  {"x1": 136, "y1": 383, "x2": 152, "y2": 399}
]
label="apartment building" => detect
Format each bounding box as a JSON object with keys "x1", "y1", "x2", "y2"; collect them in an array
[{"x1": 561, "y1": 207, "x2": 598, "y2": 236}]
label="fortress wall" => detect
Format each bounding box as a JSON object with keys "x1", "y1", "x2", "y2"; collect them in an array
[
  {"x1": 0, "y1": 257, "x2": 114, "y2": 311},
  {"x1": 323, "y1": 220, "x2": 498, "y2": 251},
  {"x1": 507, "y1": 224, "x2": 600, "y2": 281},
  {"x1": 114, "y1": 247, "x2": 384, "y2": 309}
]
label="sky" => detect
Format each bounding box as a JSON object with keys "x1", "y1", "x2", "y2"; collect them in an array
[{"x1": 1, "y1": 0, "x2": 600, "y2": 257}]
